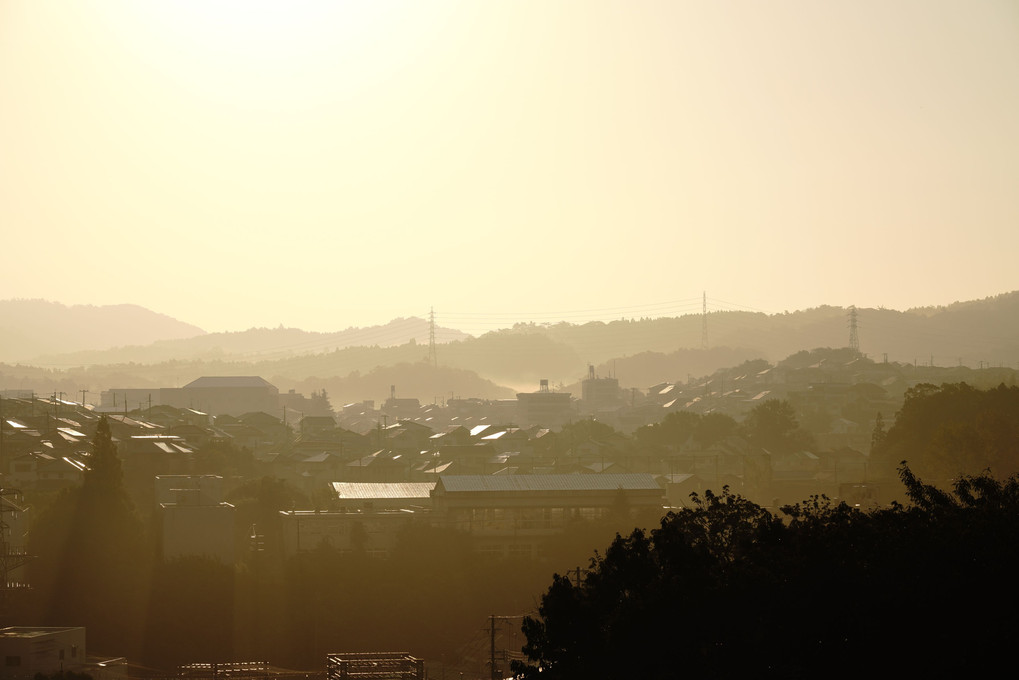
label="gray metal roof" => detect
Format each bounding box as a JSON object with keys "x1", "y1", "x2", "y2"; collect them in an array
[
  {"x1": 331, "y1": 482, "x2": 435, "y2": 500},
  {"x1": 437, "y1": 473, "x2": 661, "y2": 493}
]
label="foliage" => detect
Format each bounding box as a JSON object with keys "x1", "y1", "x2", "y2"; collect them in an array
[
  {"x1": 192, "y1": 440, "x2": 255, "y2": 477},
  {"x1": 634, "y1": 410, "x2": 736, "y2": 449},
  {"x1": 870, "y1": 410, "x2": 886, "y2": 451},
  {"x1": 84, "y1": 415, "x2": 122, "y2": 488},
  {"x1": 514, "y1": 465, "x2": 1019, "y2": 679},
  {"x1": 696, "y1": 411, "x2": 737, "y2": 446},
  {"x1": 27, "y1": 416, "x2": 148, "y2": 655},
  {"x1": 873, "y1": 382, "x2": 1019, "y2": 479},
  {"x1": 34, "y1": 672, "x2": 93, "y2": 680},
  {"x1": 558, "y1": 418, "x2": 618, "y2": 446},
  {"x1": 740, "y1": 398, "x2": 815, "y2": 453}
]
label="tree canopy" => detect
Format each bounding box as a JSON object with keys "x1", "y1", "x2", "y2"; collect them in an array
[
  {"x1": 740, "y1": 398, "x2": 814, "y2": 453},
  {"x1": 634, "y1": 410, "x2": 737, "y2": 450},
  {"x1": 514, "y1": 465, "x2": 1019, "y2": 679},
  {"x1": 872, "y1": 382, "x2": 1019, "y2": 479},
  {"x1": 28, "y1": 415, "x2": 148, "y2": 653}
]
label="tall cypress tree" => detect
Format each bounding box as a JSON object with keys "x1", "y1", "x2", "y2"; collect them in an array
[
  {"x1": 28, "y1": 415, "x2": 148, "y2": 656},
  {"x1": 84, "y1": 415, "x2": 122, "y2": 490}
]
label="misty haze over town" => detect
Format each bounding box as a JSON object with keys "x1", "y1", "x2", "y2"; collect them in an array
[{"x1": 2, "y1": 1, "x2": 1018, "y2": 679}]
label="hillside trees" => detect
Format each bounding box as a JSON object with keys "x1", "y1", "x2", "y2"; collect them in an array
[
  {"x1": 634, "y1": 411, "x2": 737, "y2": 449},
  {"x1": 872, "y1": 382, "x2": 1019, "y2": 479},
  {"x1": 514, "y1": 465, "x2": 1019, "y2": 679},
  {"x1": 740, "y1": 398, "x2": 814, "y2": 453},
  {"x1": 28, "y1": 416, "x2": 148, "y2": 655}
]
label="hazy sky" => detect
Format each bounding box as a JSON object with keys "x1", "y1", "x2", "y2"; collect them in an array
[{"x1": 2, "y1": 0, "x2": 1017, "y2": 335}]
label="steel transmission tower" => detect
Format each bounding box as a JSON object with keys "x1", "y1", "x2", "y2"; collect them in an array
[
  {"x1": 701, "y1": 291, "x2": 708, "y2": 350},
  {"x1": 428, "y1": 307, "x2": 437, "y2": 367},
  {"x1": 848, "y1": 306, "x2": 860, "y2": 353}
]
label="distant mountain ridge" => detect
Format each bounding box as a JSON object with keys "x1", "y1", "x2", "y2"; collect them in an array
[
  {"x1": 0, "y1": 299, "x2": 206, "y2": 362},
  {"x1": 504, "y1": 291, "x2": 1019, "y2": 372},
  {"x1": 3, "y1": 293, "x2": 1017, "y2": 403},
  {"x1": 22, "y1": 314, "x2": 471, "y2": 366}
]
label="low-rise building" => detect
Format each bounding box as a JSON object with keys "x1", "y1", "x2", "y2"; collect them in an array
[
  {"x1": 157, "y1": 476, "x2": 235, "y2": 564},
  {"x1": 0, "y1": 627, "x2": 86, "y2": 679},
  {"x1": 430, "y1": 473, "x2": 664, "y2": 559}
]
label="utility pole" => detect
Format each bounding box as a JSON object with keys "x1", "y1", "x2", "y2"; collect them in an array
[
  {"x1": 490, "y1": 615, "x2": 497, "y2": 680},
  {"x1": 488, "y1": 614, "x2": 526, "y2": 680}
]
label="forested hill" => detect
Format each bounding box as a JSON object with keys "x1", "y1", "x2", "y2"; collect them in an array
[
  {"x1": 4, "y1": 293, "x2": 1016, "y2": 400},
  {"x1": 506, "y1": 291, "x2": 1019, "y2": 368},
  {"x1": 22, "y1": 316, "x2": 470, "y2": 366},
  {"x1": 0, "y1": 299, "x2": 205, "y2": 361}
]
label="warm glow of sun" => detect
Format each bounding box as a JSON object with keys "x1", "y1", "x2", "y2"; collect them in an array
[
  {"x1": 127, "y1": 0, "x2": 419, "y2": 90},
  {"x1": 141, "y1": 0, "x2": 390, "y2": 47}
]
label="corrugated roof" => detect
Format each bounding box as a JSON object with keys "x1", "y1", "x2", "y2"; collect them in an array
[
  {"x1": 437, "y1": 473, "x2": 661, "y2": 493},
  {"x1": 331, "y1": 482, "x2": 435, "y2": 500},
  {"x1": 482, "y1": 431, "x2": 507, "y2": 440}
]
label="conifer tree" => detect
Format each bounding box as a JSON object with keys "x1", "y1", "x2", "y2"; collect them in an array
[
  {"x1": 85, "y1": 414, "x2": 122, "y2": 488},
  {"x1": 28, "y1": 415, "x2": 147, "y2": 656}
]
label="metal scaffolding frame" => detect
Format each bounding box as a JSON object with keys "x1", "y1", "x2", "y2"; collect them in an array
[{"x1": 326, "y1": 653, "x2": 424, "y2": 680}]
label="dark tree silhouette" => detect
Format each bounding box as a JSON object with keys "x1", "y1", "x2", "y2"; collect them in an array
[
  {"x1": 741, "y1": 398, "x2": 814, "y2": 453},
  {"x1": 514, "y1": 465, "x2": 1019, "y2": 679},
  {"x1": 873, "y1": 382, "x2": 1019, "y2": 479},
  {"x1": 28, "y1": 416, "x2": 148, "y2": 655}
]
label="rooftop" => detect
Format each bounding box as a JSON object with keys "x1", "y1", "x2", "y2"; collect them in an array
[
  {"x1": 331, "y1": 482, "x2": 436, "y2": 500},
  {"x1": 436, "y1": 473, "x2": 661, "y2": 494},
  {"x1": 184, "y1": 376, "x2": 275, "y2": 389}
]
